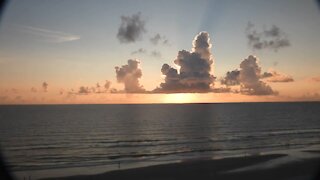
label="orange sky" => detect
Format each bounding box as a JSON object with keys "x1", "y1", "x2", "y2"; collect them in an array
[{"x1": 1, "y1": 78, "x2": 319, "y2": 104}]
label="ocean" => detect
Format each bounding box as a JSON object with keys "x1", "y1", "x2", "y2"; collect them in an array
[{"x1": 0, "y1": 102, "x2": 320, "y2": 178}]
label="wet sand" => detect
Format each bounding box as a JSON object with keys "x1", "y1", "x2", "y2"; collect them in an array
[{"x1": 42, "y1": 153, "x2": 320, "y2": 180}]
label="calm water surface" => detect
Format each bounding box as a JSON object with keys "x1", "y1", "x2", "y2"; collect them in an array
[{"x1": 0, "y1": 102, "x2": 319, "y2": 172}]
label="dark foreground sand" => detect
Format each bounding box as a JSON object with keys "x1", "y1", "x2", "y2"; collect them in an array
[{"x1": 43, "y1": 154, "x2": 320, "y2": 180}]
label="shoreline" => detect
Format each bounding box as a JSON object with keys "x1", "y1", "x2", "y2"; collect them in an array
[{"x1": 41, "y1": 153, "x2": 320, "y2": 180}]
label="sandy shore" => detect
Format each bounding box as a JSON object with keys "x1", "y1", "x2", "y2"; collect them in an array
[{"x1": 42, "y1": 153, "x2": 320, "y2": 180}]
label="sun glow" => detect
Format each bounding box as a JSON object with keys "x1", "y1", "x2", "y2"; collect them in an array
[{"x1": 163, "y1": 93, "x2": 197, "y2": 104}]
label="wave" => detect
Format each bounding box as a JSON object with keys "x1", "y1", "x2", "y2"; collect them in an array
[{"x1": 5, "y1": 128, "x2": 320, "y2": 152}]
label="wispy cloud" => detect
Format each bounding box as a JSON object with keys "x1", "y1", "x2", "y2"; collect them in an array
[
  {"x1": 150, "y1": 33, "x2": 170, "y2": 46},
  {"x1": 17, "y1": 24, "x2": 80, "y2": 43},
  {"x1": 131, "y1": 48, "x2": 147, "y2": 55},
  {"x1": 309, "y1": 76, "x2": 320, "y2": 82}
]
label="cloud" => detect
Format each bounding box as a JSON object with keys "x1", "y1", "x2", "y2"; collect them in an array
[
  {"x1": 115, "y1": 59, "x2": 145, "y2": 93},
  {"x1": 261, "y1": 71, "x2": 294, "y2": 82},
  {"x1": 15, "y1": 96, "x2": 22, "y2": 100},
  {"x1": 151, "y1": 50, "x2": 161, "y2": 58},
  {"x1": 154, "y1": 32, "x2": 215, "y2": 93},
  {"x1": 59, "y1": 89, "x2": 64, "y2": 95},
  {"x1": 131, "y1": 48, "x2": 147, "y2": 55},
  {"x1": 310, "y1": 76, "x2": 320, "y2": 82},
  {"x1": 221, "y1": 70, "x2": 240, "y2": 86},
  {"x1": 316, "y1": 0, "x2": 320, "y2": 10},
  {"x1": 67, "y1": 80, "x2": 112, "y2": 96},
  {"x1": 110, "y1": 88, "x2": 118, "y2": 93},
  {"x1": 222, "y1": 69, "x2": 293, "y2": 85},
  {"x1": 31, "y1": 87, "x2": 37, "y2": 93},
  {"x1": 117, "y1": 12, "x2": 146, "y2": 43},
  {"x1": 246, "y1": 22, "x2": 290, "y2": 51},
  {"x1": 42, "y1": 82, "x2": 48, "y2": 92},
  {"x1": 222, "y1": 56, "x2": 294, "y2": 95},
  {"x1": 78, "y1": 86, "x2": 91, "y2": 94},
  {"x1": 11, "y1": 88, "x2": 18, "y2": 93},
  {"x1": 17, "y1": 25, "x2": 80, "y2": 43},
  {"x1": 300, "y1": 92, "x2": 320, "y2": 101},
  {"x1": 222, "y1": 55, "x2": 278, "y2": 95},
  {"x1": 104, "y1": 80, "x2": 111, "y2": 91},
  {"x1": 150, "y1": 33, "x2": 169, "y2": 45},
  {"x1": 150, "y1": 34, "x2": 161, "y2": 45},
  {"x1": 131, "y1": 48, "x2": 162, "y2": 58},
  {"x1": 95, "y1": 83, "x2": 101, "y2": 93},
  {"x1": 239, "y1": 56, "x2": 277, "y2": 95},
  {"x1": 0, "y1": 96, "x2": 8, "y2": 102}
]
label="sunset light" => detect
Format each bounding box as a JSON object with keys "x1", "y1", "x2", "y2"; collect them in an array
[
  {"x1": 163, "y1": 93, "x2": 197, "y2": 104},
  {"x1": 0, "y1": 1, "x2": 319, "y2": 179}
]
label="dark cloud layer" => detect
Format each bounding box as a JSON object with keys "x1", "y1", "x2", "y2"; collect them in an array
[
  {"x1": 246, "y1": 22, "x2": 290, "y2": 51},
  {"x1": 117, "y1": 12, "x2": 146, "y2": 43},
  {"x1": 115, "y1": 59, "x2": 145, "y2": 93},
  {"x1": 154, "y1": 32, "x2": 215, "y2": 93}
]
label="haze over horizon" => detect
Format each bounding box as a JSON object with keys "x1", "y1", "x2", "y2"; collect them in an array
[{"x1": 0, "y1": 0, "x2": 320, "y2": 104}]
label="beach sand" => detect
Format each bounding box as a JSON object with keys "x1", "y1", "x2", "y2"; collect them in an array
[{"x1": 42, "y1": 153, "x2": 320, "y2": 180}]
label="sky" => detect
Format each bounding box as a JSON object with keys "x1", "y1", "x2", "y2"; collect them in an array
[{"x1": 0, "y1": 0, "x2": 320, "y2": 104}]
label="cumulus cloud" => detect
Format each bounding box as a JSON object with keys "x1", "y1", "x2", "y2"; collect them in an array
[
  {"x1": 261, "y1": 71, "x2": 294, "y2": 82},
  {"x1": 78, "y1": 86, "x2": 91, "y2": 94},
  {"x1": 221, "y1": 70, "x2": 240, "y2": 86},
  {"x1": 104, "y1": 80, "x2": 111, "y2": 91},
  {"x1": 222, "y1": 68, "x2": 294, "y2": 85},
  {"x1": 239, "y1": 56, "x2": 276, "y2": 95},
  {"x1": 131, "y1": 48, "x2": 147, "y2": 55},
  {"x1": 42, "y1": 82, "x2": 48, "y2": 92},
  {"x1": 222, "y1": 55, "x2": 278, "y2": 95},
  {"x1": 246, "y1": 22, "x2": 290, "y2": 51},
  {"x1": 117, "y1": 12, "x2": 146, "y2": 43},
  {"x1": 154, "y1": 32, "x2": 215, "y2": 93},
  {"x1": 115, "y1": 59, "x2": 145, "y2": 93},
  {"x1": 150, "y1": 33, "x2": 169, "y2": 45}
]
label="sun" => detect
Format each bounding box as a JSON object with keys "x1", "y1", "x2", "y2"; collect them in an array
[{"x1": 163, "y1": 93, "x2": 197, "y2": 104}]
